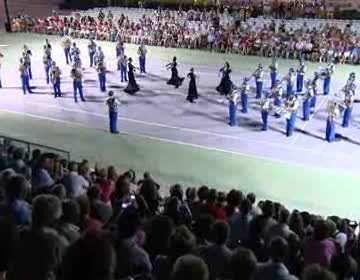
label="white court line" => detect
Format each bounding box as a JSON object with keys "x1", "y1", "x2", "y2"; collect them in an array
[{"x1": 0, "y1": 108, "x2": 354, "y2": 171}]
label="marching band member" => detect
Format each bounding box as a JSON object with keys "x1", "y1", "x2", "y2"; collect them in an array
[
  {"x1": 284, "y1": 68, "x2": 296, "y2": 98},
  {"x1": 50, "y1": 61, "x2": 62, "y2": 98},
  {"x1": 88, "y1": 39, "x2": 97, "y2": 67},
  {"x1": 187, "y1": 68, "x2": 198, "y2": 103},
  {"x1": 124, "y1": 57, "x2": 140, "y2": 95},
  {"x1": 119, "y1": 55, "x2": 128, "y2": 83},
  {"x1": 284, "y1": 95, "x2": 299, "y2": 137},
  {"x1": 166, "y1": 56, "x2": 184, "y2": 89},
  {"x1": 240, "y1": 77, "x2": 250, "y2": 113},
  {"x1": 303, "y1": 80, "x2": 314, "y2": 121},
  {"x1": 62, "y1": 36, "x2": 72, "y2": 64},
  {"x1": 19, "y1": 58, "x2": 32, "y2": 95},
  {"x1": 22, "y1": 45, "x2": 32, "y2": 80},
  {"x1": 296, "y1": 59, "x2": 306, "y2": 93},
  {"x1": 43, "y1": 45, "x2": 52, "y2": 85},
  {"x1": 44, "y1": 38, "x2": 52, "y2": 53},
  {"x1": 260, "y1": 96, "x2": 273, "y2": 131},
  {"x1": 323, "y1": 63, "x2": 335, "y2": 96},
  {"x1": 96, "y1": 61, "x2": 107, "y2": 92},
  {"x1": 272, "y1": 80, "x2": 283, "y2": 118},
  {"x1": 116, "y1": 41, "x2": 125, "y2": 58},
  {"x1": 106, "y1": 90, "x2": 121, "y2": 134},
  {"x1": 70, "y1": 43, "x2": 81, "y2": 64},
  {"x1": 138, "y1": 42, "x2": 147, "y2": 74},
  {"x1": 228, "y1": 87, "x2": 239, "y2": 127},
  {"x1": 343, "y1": 72, "x2": 356, "y2": 96},
  {"x1": 310, "y1": 72, "x2": 319, "y2": 110},
  {"x1": 216, "y1": 61, "x2": 233, "y2": 96},
  {"x1": 0, "y1": 51, "x2": 3, "y2": 88},
  {"x1": 94, "y1": 46, "x2": 105, "y2": 67},
  {"x1": 342, "y1": 89, "x2": 355, "y2": 128},
  {"x1": 70, "y1": 64, "x2": 85, "y2": 103},
  {"x1": 253, "y1": 64, "x2": 264, "y2": 99},
  {"x1": 269, "y1": 57, "x2": 278, "y2": 89},
  {"x1": 326, "y1": 99, "x2": 340, "y2": 142}
]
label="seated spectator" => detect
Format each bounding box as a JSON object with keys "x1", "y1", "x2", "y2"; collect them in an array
[
  {"x1": 61, "y1": 232, "x2": 115, "y2": 280},
  {"x1": 197, "y1": 221, "x2": 233, "y2": 280},
  {"x1": 87, "y1": 186, "x2": 113, "y2": 224},
  {"x1": 138, "y1": 174, "x2": 161, "y2": 215},
  {"x1": 31, "y1": 153, "x2": 55, "y2": 193},
  {"x1": 96, "y1": 168, "x2": 114, "y2": 204},
  {"x1": 255, "y1": 237, "x2": 297, "y2": 280},
  {"x1": 231, "y1": 248, "x2": 258, "y2": 280},
  {"x1": 61, "y1": 161, "x2": 89, "y2": 198},
  {"x1": 172, "y1": 254, "x2": 209, "y2": 280},
  {"x1": 57, "y1": 199, "x2": 81, "y2": 244}
]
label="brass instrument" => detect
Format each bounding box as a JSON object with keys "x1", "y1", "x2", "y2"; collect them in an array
[
  {"x1": 260, "y1": 97, "x2": 273, "y2": 112},
  {"x1": 50, "y1": 66, "x2": 60, "y2": 83},
  {"x1": 62, "y1": 37, "x2": 72, "y2": 48},
  {"x1": 228, "y1": 88, "x2": 239, "y2": 103},
  {"x1": 326, "y1": 99, "x2": 340, "y2": 119}
]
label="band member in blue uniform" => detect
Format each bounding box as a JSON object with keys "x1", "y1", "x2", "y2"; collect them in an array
[
  {"x1": 50, "y1": 61, "x2": 62, "y2": 98},
  {"x1": 44, "y1": 38, "x2": 52, "y2": 53},
  {"x1": 342, "y1": 89, "x2": 355, "y2": 128},
  {"x1": 323, "y1": 63, "x2": 334, "y2": 96},
  {"x1": 344, "y1": 72, "x2": 356, "y2": 95},
  {"x1": 106, "y1": 91, "x2": 121, "y2": 134},
  {"x1": 302, "y1": 80, "x2": 314, "y2": 121},
  {"x1": 228, "y1": 88, "x2": 239, "y2": 126},
  {"x1": 269, "y1": 57, "x2": 278, "y2": 89},
  {"x1": 62, "y1": 36, "x2": 72, "y2": 64},
  {"x1": 119, "y1": 55, "x2": 128, "y2": 83},
  {"x1": 284, "y1": 68, "x2": 296, "y2": 98},
  {"x1": 124, "y1": 57, "x2": 140, "y2": 95},
  {"x1": 285, "y1": 95, "x2": 299, "y2": 137},
  {"x1": 166, "y1": 57, "x2": 184, "y2": 88},
  {"x1": 240, "y1": 77, "x2": 250, "y2": 113},
  {"x1": 296, "y1": 59, "x2": 306, "y2": 93},
  {"x1": 88, "y1": 39, "x2": 97, "y2": 67},
  {"x1": 22, "y1": 45, "x2": 32, "y2": 80},
  {"x1": 94, "y1": 46, "x2": 105, "y2": 67},
  {"x1": 253, "y1": 64, "x2": 264, "y2": 99},
  {"x1": 272, "y1": 80, "x2": 283, "y2": 118},
  {"x1": 70, "y1": 64, "x2": 85, "y2": 103},
  {"x1": 43, "y1": 46, "x2": 52, "y2": 84},
  {"x1": 187, "y1": 68, "x2": 198, "y2": 103},
  {"x1": 260, "y1": 96, "x2": 272, "y2": 131},
  {"x1": 19, "y1": 58, "x2": 32, "y2": 94},
  {"x1": 310, "y1": 72, "x2": 319, "y2": 110},
  {"x1": 116, "y1": 41, "x2": 125, "y2": 70},
  {"x1": 138, "y1": 42, "x2": 147, "y2": 74},
  {"x1": 326, "y1": 99, "x2": 340, "y2": 142},
  {"x1": 70, "y1": 43, "x2": 81, "y2": 65},
  {"x1": 0, "y1": 51, "x2": 3, "y2": 88},
  {"x1": 96, "y1": 61, "x2": 107, "y2": 92},
  {"x1": 216, "y1": 61, "x2": 232, "y2": 96}
]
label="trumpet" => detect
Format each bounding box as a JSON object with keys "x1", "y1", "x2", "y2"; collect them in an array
[{"x1": 50, "y1": 67, "x2": 58, "y2": 83}]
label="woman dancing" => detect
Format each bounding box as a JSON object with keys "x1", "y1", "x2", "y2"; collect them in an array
[
  {"x1": 216, "y1": 61, "x2": 233, "y2": 96},
  {"x1": 187, "y1": 68, "x2": 198, "y2": 103},
  {"x1": 124, "y1": 57, "x2": 140, "y2": 95},
  {"x1": 166, "y1": 57, "x2": 184, "y2": 88}
]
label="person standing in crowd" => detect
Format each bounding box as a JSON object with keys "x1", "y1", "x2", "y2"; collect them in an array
[
  {"x1": 22, "y1": 45, "x2": 32, "y2": 80},
  {"x1": 71, "y1": 64, "x2": 85, "y2": 103},
  {"x1": 50, "y1": 61, "x2": 62, "y2": 98},
  {"x1": 96, "y1": 60, "x2": 107, "y2": 92},
  {"x1": 166, "y1": 56, "x2": 184, "y2": 89},
  {"x1": 310, "y1": 72, "x2": 319, "y2": 111},
  {"x1": 0, "y1": 51, "x2": 3, "y2": 88},
  {"x1": 228, "y1": 87, "x2": 239, "y2": 127},
  {"x1": 296, "y1": 59, "x2": 306, "y2": 93},
  {"x1": 43, "y1": 45, "x2": 52, "y2": 85},
  {"x1": 253, "y1": 64, "x2": 264, "y2": 99},
  {"x1": 269, "y1": 57, "x2": 278, "y2": 89},
  {"x1": 138, "y1": 42, "x2": 147, "y2": 74},
  {"x1": 124, "y1": 57, "x2": 140, "y2": 94},
  {"x1": 285, "y1": 95, "x2": 299, "y2": 137},
  {"x1": 119, "y1": 54, "x2": 128, "y2": 83},
  {"x1": 186, "y1": 68, "x2": 198, "y2": 103},
  {"x1": 216, "y1": 61, "x2": 233, "y2": 96},
  {"x1": 260, "y1": 96, "x2": 272, "y2": 131},
  {"x1": 303, "y1": 80, "x2": 314, "y2": 121},
  {"x1": 62, "y1": 36, "x2": 72, "y2": 65},
  {"x1": 106, "y1": 91, "x2": 121, "y2": 134},
  {"x1": 19, "y1": 58, "x2": 32, "y2": 95},
  {"x1": 88, "y1": 39, "x2": 97, "y2": 68},
  {"x1": 240, "y1": 77, "x2": 250, "y2": 113}
]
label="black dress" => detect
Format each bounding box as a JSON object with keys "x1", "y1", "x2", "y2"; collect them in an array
[
  {"x1": 216, "y1": 67, "x2": 233, "y2": 95},
  {"x1": 167, "y1": 62, "x2": 184, "y2": 88},
  {"x1": 124, "y1": 62, "x2": 140, "y2": 94},
  {"x1": 187, "y1": 72, "x2": 198, "y2": 102}
]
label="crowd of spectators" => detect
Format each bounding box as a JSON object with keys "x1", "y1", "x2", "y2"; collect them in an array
[
  {"x1": 10, "y1": 5, "x2": 360, "y2": 64},
  {"x1": 1, "y1": 138, "x2": 360, "y2": 280}
]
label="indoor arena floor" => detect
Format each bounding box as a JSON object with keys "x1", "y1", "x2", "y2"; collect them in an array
[{"x1": 0, "y1": 33, "x2": 359, "y2": 218}]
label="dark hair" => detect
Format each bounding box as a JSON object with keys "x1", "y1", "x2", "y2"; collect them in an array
[
  {"x1": 246, "y1": 193, "x2": 256, "y2": 204},
  {"x1": 313, "y1": 220, "x2": 330, "y2": 240},
  {"x1": 170, "y1": 184, "x2": 184, "y2": 202},
  {"x1": 197, "y1": 186, "x2": 209, "y2": 202},
  {"x1": 231, "y1": 248, "x2": 257, "y2": 280},
  {"x1": 185, "y1": 187, "x2": 196, "y2": 202},
  {"x1": 268, "y1": 236, "x2": 288, "y2": 262},
  {"x1": 240, "y1": 199, "x2": 252, "y2": 215},
  {"x1": 172, "y1": 254, "x2": 209, "y2": 280},
  {"x1": 262, "y1": 200, "x2": 274, "y2": 218},
  {"x1": 226, "y1": 190, "x2": 243, "y2": 208},
  {"x1": 32, "y1": 194, "x2": 62, "y2": 228},
  {"x1": 62, "y1": 200, "x2": 80, "y2": 225},
  {"x1": 207, "y1": 189, "x2": 217, "y2": 203},
  {"x1": 194, "y1": 214, "x2": 215, "y2": 245},
  {"x1": 169, "y1": 225, "x2": 196, "y2": 262},
  {"x1": 211, "y1": 221, "x2": 229, "y2": 245},
  {"x1": 5, "y1": 175, "x2": 29, "y2": 201}
]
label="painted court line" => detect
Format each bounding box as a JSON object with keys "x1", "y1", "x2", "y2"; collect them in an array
[{"x1": 0, "y1": 108, "x2": 353, "y2": 171}]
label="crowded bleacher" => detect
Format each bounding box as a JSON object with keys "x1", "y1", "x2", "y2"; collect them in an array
[
  {"x1": 10, "y1": 5, "x2": 360, "y2": 64},
  {"x1": 0, "y1": 130, "x2": 359, "y2": 280}
]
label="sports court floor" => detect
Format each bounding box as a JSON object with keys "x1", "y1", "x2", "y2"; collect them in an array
[{"x1": 0, "y1": 33, "x2": 359, "y2": 217}]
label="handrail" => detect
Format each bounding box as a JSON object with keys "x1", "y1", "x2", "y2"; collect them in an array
[{"x1": 0, "y1": 134, "x2": 71, "y2": 161}]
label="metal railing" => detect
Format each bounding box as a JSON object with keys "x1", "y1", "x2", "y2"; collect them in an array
[{"x1": 0, "y1": 134, "x2": 71, "y2": 161}]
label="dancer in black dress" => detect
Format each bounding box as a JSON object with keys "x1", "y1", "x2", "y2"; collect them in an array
[
  {"x1": 124, "y1": 57, "x2": 140, "y2": 95},
  {"x1": 216, "y1": 61, "x2": 233, "y2": 95},
  {"x1": 166, "y1": 56, "x2": 184, "y2": 88},
  {"x1": 187, "y1": 68, "x2": 198, "y2": 103}
]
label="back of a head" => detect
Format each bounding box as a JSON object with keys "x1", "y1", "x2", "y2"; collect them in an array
[
  {"x1": 207, "y1": 189, "x2": 217, "y2": 203},
  {"x1": 226, "y1": 189, "x2": 243, "y2": 208},
  {"x1": 197, "y1": 186, "x2": 209, "y2": 202},
  {"x1": 172, "y1": 254, "x2": 209, "y2": 280},
  {"x1": 246, "y1": 193, "x2": 256, "y2": 205},
  {"x1": 62, "y1": 200, "x2": 80, "y2": 225},
  {"x1": 170, "y1": 184, "x2": 184, "y2": 201},
  {"x1": 279, "y1": 208, "x2": 290, "y2": 224},
  {"x1": 313, "y1": 220, "x2": 330, "y2": 241},
  {"x1": 169, "y1": 225, "x2": 196, "y2": 260},
  {"x1": 32, "y1": 194, "x2": 62, "y2": 228},
  {"x1": 240, "y1": 199, "x2": 252, "y2": 215},
  {"x1": 262, "y1": 200, "x2": 274, "y2": 218},
  {"x1": 269, "y1": 236, "x2": 288, "y2": 262},
  {"x1": 303, "y1": 264, "x2": 336, "y2": 280},
  {"x1": 5, "y1": 175, "x2": 29, "y2": 201},
  {"x1": 68, "y1": 161, "x2": 78, "y2": 172},
  {"x1": 231, "y1": 248, "x2": 257, "y2": 280},
  {"x1": 62, "y1": 232, "x2": 115, "y2": 280},
  {"x1": 211, "y1": 220, "x2": 229, "y2": 245}
]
